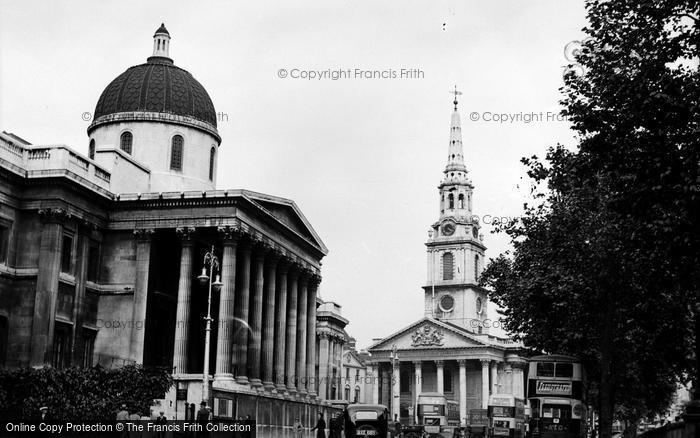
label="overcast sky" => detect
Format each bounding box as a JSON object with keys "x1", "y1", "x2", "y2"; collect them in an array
[{"x1": 0, "y1": 0, "x2": 587, "y2": 349}]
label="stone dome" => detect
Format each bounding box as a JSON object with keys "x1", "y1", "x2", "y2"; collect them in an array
[{"x1": 91, "y1": 59, "x2": 218, "y2": 129}]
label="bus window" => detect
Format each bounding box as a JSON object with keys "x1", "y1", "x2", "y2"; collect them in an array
[
  {"x1": 542, "y1": 405, "x2": 571, "y2": 420},
  {"x1": 555, "y1": 363, "x2": 573, "y2": 377},
  {"x1": 494, "y1": 420, "x2": 511, "y2": 428},
  {"x1": 536, "y1": 363, "x2": 554, "y2": 377}
]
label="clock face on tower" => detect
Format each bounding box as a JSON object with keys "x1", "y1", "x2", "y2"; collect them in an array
[{"x1": 442, "y1": 222, "x2": 456, "y2": 236}]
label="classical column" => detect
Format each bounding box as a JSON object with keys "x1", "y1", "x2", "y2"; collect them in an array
[
  {"x1": 295, "y1": 273, "x2": 309, "y2": 395},
  {"x1": 317, "y1": 332, "x2": 330, "y2": 399},
  {"x1": 306, "y1": 277, "x2": 319, "y2": 396},
  {"x1": 490, "y1": 361, "x2": 499, "y2": 395},
  {"x1": 214, "y1": 226, "x2": 239, "y2": 380},
  {"x1": 481, "y1": 359, "x2": 490, "y2": 409},
  {"x1": 273, "y1": 261, "x2": 289, "y2": 391},
  {"x1": 414, "y1": 361, "x2": 422, "y2": 422},
  {"x1": 30, "y1": 208, "x2": 67, "y2": 367},
  {"x1": 503, "y1": 364, "x2": 514, "y2": 395},
  {"x1": 458, "y1": 360, "x2": 468, "y2": 427},
  {"x1": 173, "y1": 227, "x2": 195, "y2": 374},
  {"x1": 381, "y1": 367, "x2": 391, "y2": 406},
  {"x1": 285, "y1": 268, "x2": 299, "y2": 393},
  {"x1": 130, "y1": 228, "x2": 154, "y2": 363},
  {"x1": 261, "y1": 251, "x2": 279, "y2": 390},
  {"x1": 233, "y1": 240, "x2": 252, "y2": 384},
  {"x1": 247, "y1": 245, "x2": 266, "y2": 387},
  {"x1": 512, "y1": 363, "x2": 526, "y2": 399},
  {"x1": 436, "y1": 360, "x2": 445, "y2": 394},
  {"x1": 391, "y1": 361, "x2": 400, "y2": 421},
  {"x1": 371, "y1": 364, "x2": 380, "y2": 404}
]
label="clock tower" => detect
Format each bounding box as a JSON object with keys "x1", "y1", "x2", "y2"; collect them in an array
[{"x1": 424, "y1": 89, "x2": 489, "y2": 333}]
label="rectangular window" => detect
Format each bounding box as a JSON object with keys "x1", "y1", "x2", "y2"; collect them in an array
[
  {"x1": 536, "y1": 362, "x2": 554, "y2": 378},
  {"x1": 0, "y1": 224, "x2": 9, "y2": 264},
  {"x1": 356, "y1": 369, "x2": 360, "y2": 382},
  {"x1": 82, "y1": 329, "x2": 96, "y2": 367},
  {"x1": 87, "y1": 240, "x2": 100, "y2": 282},
  {"x1": 52, "y1": 322, "x2": 71, "y2": 369},
  {"x1": 555, "y1": 363, "x2": 573, "y2": 378},
  {"x1": 60, "y1": 234, "x2": 73, "y2": 274}
]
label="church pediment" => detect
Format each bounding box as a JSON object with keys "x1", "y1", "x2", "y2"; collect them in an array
[{"x1": 368, "y1": 318, "x2": 487, "y2": 352}]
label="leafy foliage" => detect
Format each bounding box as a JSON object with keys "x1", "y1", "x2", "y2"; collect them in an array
[
  {"x1": 0, "y1": 365, "x2": 173, "y2": 422},
  {"x1": 480, "y1": 0, "x2": 699, "y2": 435}
]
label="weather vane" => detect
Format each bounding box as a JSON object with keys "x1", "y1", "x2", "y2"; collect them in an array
[{"x1": 450, "y1": 85, "x2": 462, "y2": 110}]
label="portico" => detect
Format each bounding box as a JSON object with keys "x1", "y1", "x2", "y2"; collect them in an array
[{"x1": 367, "y1": 318, "x2": 526, "y2": 424}]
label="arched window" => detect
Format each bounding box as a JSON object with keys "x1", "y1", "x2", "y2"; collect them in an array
[
  {"x1": 442, "y1": 252, "x2": 454, "y2": 280},
  {"x1": 448, "y1": 193, "x2": 454, "y2": 209},
  {"x1": 170, "y1": 135, "x2": 184, "y2": 170},
  {"x1": 88, "y1": 139, "x2": 95, "y2": 160},
  {"x1": 474, "y1": 254, "x2": 480, "y2": 280},
  {"x1": 344, "y1": 386, "x2": 350, "y2": 401},
  {"x1": 458, "y1": 194, "x2": 465, "y2": 209},
  {"x1": 208, "y1": 147, "x2": 216, "y2": 180},
  {"x1": 120, "y1": 132, "x2": 133, "y2": 155},
  {"x1": 354, "y1": 386, "x2": 361, "y2": 403}
]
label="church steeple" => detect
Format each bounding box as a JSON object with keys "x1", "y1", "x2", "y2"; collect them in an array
[
  {"x1": 445, "y1": 87, "x2": 467, "y2": 177},
  {"x1": 423, "y1": 86, "x2": 488, "y2": 333},
  {"x1": 439, "y1": 87, "x2": 473, "y2": 220}
]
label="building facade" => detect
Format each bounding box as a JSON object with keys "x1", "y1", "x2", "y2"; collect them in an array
[
  {"x1": 366, "y1": 94, "x2": 528, "y2": 425},
  {"x1": 0, "y1": 24, "x2": 346, "y2": 432}
]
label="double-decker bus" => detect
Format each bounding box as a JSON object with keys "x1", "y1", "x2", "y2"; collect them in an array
[
  {"x1": 527, "y1": 355, "x2": 586, "y2": 438},
  {"x1": 416, "y1": 393, "x2": 460, "y2": 437},
  {"x1": 488, "y1": 395, "x2": 526, "y2": 438}
]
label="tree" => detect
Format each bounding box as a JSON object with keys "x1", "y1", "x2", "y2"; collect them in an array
[
  {"x1": 480, "y1": 1, "x2": 699, "y2": 436},
  {"x1": 0, "y1": 365, "x2": 173, "y2": 422}
]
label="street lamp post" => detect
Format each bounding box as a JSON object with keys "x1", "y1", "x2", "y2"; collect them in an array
[
  {"x1": 389, "y1": 344, "x2": 399, "y2": 422},
  {"x1": 197, "y1": 245, "x2": 223, "y2": 405}
]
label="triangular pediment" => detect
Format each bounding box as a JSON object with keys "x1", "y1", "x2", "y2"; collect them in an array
[
  {"x1": 368, "y1": 318, "x2": 487, "y2": 352},
  {"x1": 343, "y1": 350, "x2": 365, "y2": 367},
  {"x1": 241, "y1": 191, "x2": 328, "y2": 254}
]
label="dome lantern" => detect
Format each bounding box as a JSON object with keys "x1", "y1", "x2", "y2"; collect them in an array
[{"x1": 150, "y1": 23, "x2": 172, "y2": 63}]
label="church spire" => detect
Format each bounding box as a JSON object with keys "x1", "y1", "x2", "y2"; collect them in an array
[{"x1": 444, "y1": 86, "x2": 467, "y2": 177}]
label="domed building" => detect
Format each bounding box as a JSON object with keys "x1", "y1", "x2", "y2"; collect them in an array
[
  {"x1": 88, "y1": 24, "x2": 221, "y2": 193},
  {"x1": 0, "y1": 24, "x2": 344, "y2": 430}
]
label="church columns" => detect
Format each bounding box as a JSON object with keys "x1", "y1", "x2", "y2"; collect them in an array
[
  {"x1": 285, "y1": 268, "x2": 299, "y2": 393},
  {"x1": 512, "y1": 362, "x2": 526, "y2": 399},
  {"x1": 214, "y1": 226, "x2": 240, "y2": 379},
  {"x1": 273, "y1": 261, "x2": 289, "y2": 390},
  {"x1": 503, "y1": 364, "x2": 513, "y2": 395},
  {"x1": 233, "y1": 240, "x2": 252, "y2": 384},
  {"x1": 490, "y1": 360, "x2": 499, "y2": 395},
  {"x1": 173, "y1": 227, "x2": 195, "y2": 374},
  {"x1": 371, "y1": 364, "x2": 380, "y2": 404},
  {"x1": 129, "y1": 228, "x2": 154, "y2": 363},
  {"x1": 481, "y1": 359, "x2": 490, "y2": 408},
  {"x1": 458, "y1": 360, "x2": 468, "y2": 427},
  {"x1": 261, "y1": 251, "x2": 279, "y2": 390},
  {"x1": 414, "y1": 361, "x2": 422, "y2": 421},
  {"x1": 436, "y1": 360, "x2": 445, "y2": 394}
]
